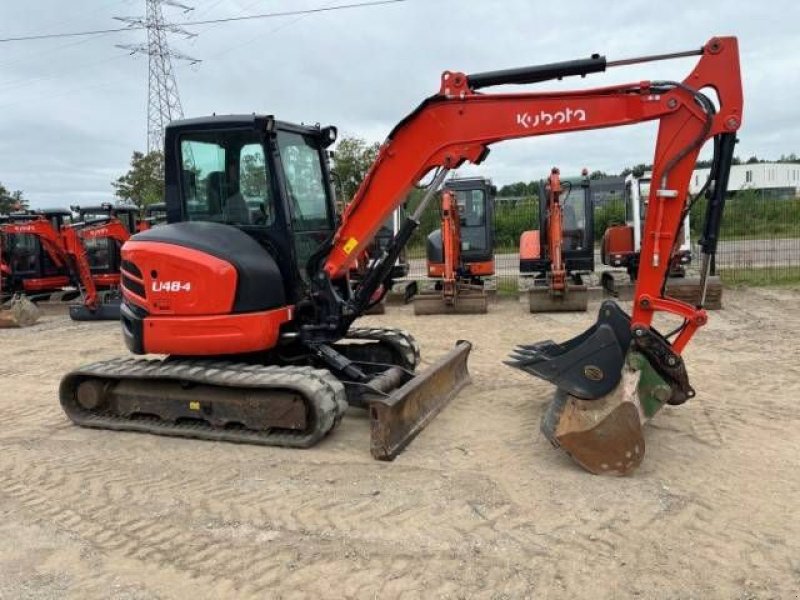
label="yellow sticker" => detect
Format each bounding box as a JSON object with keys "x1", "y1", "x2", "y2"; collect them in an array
[
  {"x1": 343, "y1": 237, "x2": 359, "y2": 255},
  {"x1": 189, "y1": 401, "x2": 200, "y2": 411}
]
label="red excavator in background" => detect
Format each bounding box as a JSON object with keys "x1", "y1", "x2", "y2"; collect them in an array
[
  {"x1": 61, "y1": 37, "x2": 741, "y2": 471},
  {"x1": 1, "y1": 209, "x2": 75, "y2": 302},
  {"x1": 414, "y1": 177, "x2": 495, "y2": 315},
  {"x1": 520, "y1": 168, "x2": 594, "y2": 312},
  {"x1": 1, "y1": 213, "x2": 130, "y2": 320}
]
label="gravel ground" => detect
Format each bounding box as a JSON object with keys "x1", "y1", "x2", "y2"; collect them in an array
[{"x1": 0, "y1": 287, "x2": 798, "y2": 599}]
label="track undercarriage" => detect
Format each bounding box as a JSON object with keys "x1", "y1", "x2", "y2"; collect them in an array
[{"x1": 60, "y1": 328, "x2": 471, "y2": 460}]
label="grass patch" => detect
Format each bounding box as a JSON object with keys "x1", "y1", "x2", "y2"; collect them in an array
[{"x1": 720, "y1": 268, "x2": 800, "y2": 287}]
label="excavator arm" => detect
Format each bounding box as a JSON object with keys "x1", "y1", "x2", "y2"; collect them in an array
[
  {"x1": 322, "y1": 37, "x2": 741, "y2": 474},
  {"x1": 327, "y1": 37, "x2": 741, "y2": 347},
  {"x1": 64, "y1": 217, "x2": 130, "y2": 320}
]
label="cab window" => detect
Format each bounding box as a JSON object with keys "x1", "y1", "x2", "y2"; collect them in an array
[
  {"x1": 455, "y1": 189, "x2": 486, "y2": 228},
  {"x1": 179, "y1": 131, "x2": 274, "y2": 226},
  {"x1": 277, "y1": 131, "x2": 332, "y2": 232}
]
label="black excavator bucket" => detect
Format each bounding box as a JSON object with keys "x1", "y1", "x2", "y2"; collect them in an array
[
  {"x1": 507, "y1": 301, "x2": 662, "y2": 476},
  {"x1": 506, "y1": 301, "x2": 632, "y2": 399},
  {"x1": 69, "y1": 291, "x2": 122, "y2": 321}
]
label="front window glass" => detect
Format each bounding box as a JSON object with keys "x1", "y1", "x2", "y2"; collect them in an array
[
  {"x1": 562, "y1": 184, "x2": 587, "y2": 251},
  {"x1": 180, "y1": 131, "x2": 274, "y2": 226},
  {"x1": 277, "y1": 131, "x2": 332, "y2": 232},
  {"x1": 455, "y1": 189, "x2": 486, "y2": 227}
]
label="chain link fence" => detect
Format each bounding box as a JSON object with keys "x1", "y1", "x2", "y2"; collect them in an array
[{"x1": 402, "y1": 187, "x2": 800, "y2": 289}]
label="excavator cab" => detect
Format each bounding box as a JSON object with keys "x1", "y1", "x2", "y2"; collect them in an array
[
  {"x1": 150, "y1": 115, "x2": 338, "y2": 304},
  {"x1": 414, "y1": 177, "x2": 495, "y2": 314},
  {"x1": 74, "y1": 204, "x2": 138, "y2": 282},
  {"x1": 426, "y1": 177, "x2": 496, "y2": 281},
  {"x1": 1, "y1": 209, "x2": 73, "y2": 298}
]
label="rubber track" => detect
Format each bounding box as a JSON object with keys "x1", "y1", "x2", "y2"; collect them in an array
[
  {"x1": 344, "y1": 327, "x2": 420, "y2": 371},
  {"x1": 59, "y1": 358, "x2": 348, "y2": 448}
]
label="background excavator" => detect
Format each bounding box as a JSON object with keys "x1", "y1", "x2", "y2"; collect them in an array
[
  {"x1": 520, "y1": 168, "x2": 595, "y2": 312},
  {"x1": 0, "y1": 209, "x2": 75, "y2": 303},
  {"x1": 0, "y1": 211, "x2": 130, "y2": 320},
  {"x1": 414, "y1": 176, "x2": 496, "y2": 315},
  {"x1": 61, "y1": 37, "x2": 741, "y2": 471},
  {"x1": 601, "y1": 173, "x2": 723, "y2": 308}
]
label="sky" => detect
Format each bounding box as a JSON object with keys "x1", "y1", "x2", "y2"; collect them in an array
[{"x1": 0, "y1": 0, "x2": 797, "y2": 209}]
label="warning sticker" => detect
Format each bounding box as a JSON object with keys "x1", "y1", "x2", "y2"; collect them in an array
[{"x1": 343, "y1": 237, "x2": 359, "y2": 255}]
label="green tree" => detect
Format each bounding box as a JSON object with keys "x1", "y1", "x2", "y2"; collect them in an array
[
  {"x1": 240, "y1": 152, "x2": 267, "y2": 198},
  {"x1": 112, "y1": 150, "x2": 165, "y2": 208},
  {"x1": 0, "y1": 182, "x2": 27, "y2": 214},
  {"x1": 331, "y1": 136, "x2": 380, "y2": 204}
]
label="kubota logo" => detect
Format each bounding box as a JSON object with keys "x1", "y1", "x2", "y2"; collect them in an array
[
  {"x1": 152, "y1": 280, "x2": 192, "y2": 293},
  {"x1": 12, "y1": 225, "x2": 36, "y2": 233},
  {"x1": 516, "y1": 107, "x2": 587, "y2": 129}
]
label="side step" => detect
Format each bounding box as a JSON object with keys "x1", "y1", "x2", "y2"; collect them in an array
[{"x1": 370, "y1": 340, "x2": 471, "y2": 460}]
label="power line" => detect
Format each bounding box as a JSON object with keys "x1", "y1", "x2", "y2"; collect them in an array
[
  {"x1": 0, "y1": 0, "x2": 408, "y2": 44},
  {"x1": 116, "y1": 0, "x2": 198, "y2": 153}
]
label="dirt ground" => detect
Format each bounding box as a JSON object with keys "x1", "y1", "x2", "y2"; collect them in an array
[{"x1": 0, "y1": 287, "x2": 798, "y2": 599}]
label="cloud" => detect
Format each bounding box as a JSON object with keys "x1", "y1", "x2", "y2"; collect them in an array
[{"x1": 0, "y1": 0, "x2": 796, "y2": 209}]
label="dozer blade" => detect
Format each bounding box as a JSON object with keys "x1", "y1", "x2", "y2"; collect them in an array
[
  {"x1": 600, "y1": 271, "x2": 634, "y2": 301},
  {"x1": 69, "y1": 302, "x2": 122, "y2": 321},
  {"x1": 369, "y1": 340, "x2": 472, "y2": 460},
  {"x1": 666, "y1": 276, "x2": 723, "y2": 310},
  {"x1": 413, "y1": 288, "x2": 487, "y2": 315},
  {"x1": 0, "y1": 295, "x2": 42, "y2": 328},
  {"x1": 528, "y1": 284, "x2": 589, "y2": 313},
  {"x1": 69, "y1": 294, "x2": 122, "y2": 321}
]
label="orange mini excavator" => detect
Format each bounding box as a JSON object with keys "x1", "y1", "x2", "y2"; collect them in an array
[
  {"x1": 521, "y1": 168, "x2": 594, "y2": 312},
  {"x1": 414, "y1": 177, "x2": 495, "y2": 315},
  {"x1": 1, "y1": 214, "x2": 130, "y2": 320},
  {"x1": 61, "y1": 37, "x2": 741, "y2": 470}
]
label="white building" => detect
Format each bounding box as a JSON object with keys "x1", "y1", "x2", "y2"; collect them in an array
[{"x1": 689, "y1": 162, "x2": 800, "y2": 198}]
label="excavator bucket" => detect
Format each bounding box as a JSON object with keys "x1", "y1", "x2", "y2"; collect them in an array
[
  {"x1": 0, "y1": 294, "x2": 42, "y2": 328},
  {"x1": 413, "y1": 286, "x2": 488, "y2": 315},
  {"x1": 370, "y1": 340, "x2": 472, "y2": 460},
  {"x1": 69, "y1": 292, "x2": 122, "y2": 321},
  {"x1": 528, "y1": 283, "x2": 589, "y2": 313},
  {"x1": 507, "y1": 301, "x2": 671, "y2": 475}
]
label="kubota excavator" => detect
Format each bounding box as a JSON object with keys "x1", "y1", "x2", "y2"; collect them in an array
[
  {"x1": 414, "y1": 177, "x2": 496, "y2": 315},
  {"x1": 601, "y1": 173, "x2": 723, "y2": 309},
  {"x1": 520, "y1": 168, "x2": 595, "y2": 312},
  {"x1": 0, "y1": 214, "x2": 128, "y2": 320},
  {"x1": 60, "y1": 37, "x2": 741, "y2": 470}
]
